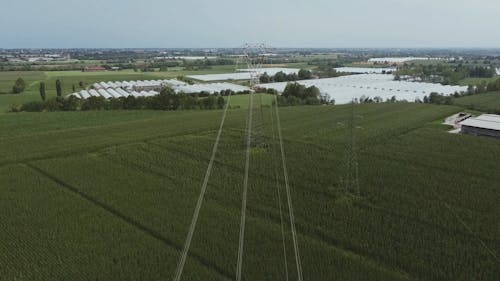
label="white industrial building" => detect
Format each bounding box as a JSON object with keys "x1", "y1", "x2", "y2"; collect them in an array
[
  {"x1": 187, "y1": 68, "x2": 300, "y2": 82},
  {"x1": 335, "y1": 67, "x2": 396, "y2": 74},
  {"x1": 460, "y1": 114, "x2": 500, "y2": 139},
  {"x1": 368, "y1": 57, "x2": 444, "y2": 64}
]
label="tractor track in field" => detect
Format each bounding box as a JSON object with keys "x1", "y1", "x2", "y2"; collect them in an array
[{"x1": 22, "y1": 162, "x2": 234, "y2": 281}]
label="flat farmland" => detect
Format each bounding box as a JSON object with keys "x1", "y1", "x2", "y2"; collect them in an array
[
  {"x1": 0, "y1": 65, "x2": 243, "y2": 112},
  {"x1": 453, "y1": 91, "x2": 500, "y2": 113},
  {"x1": 0, "y1": 101, "x2": 499, "y2": 281}
]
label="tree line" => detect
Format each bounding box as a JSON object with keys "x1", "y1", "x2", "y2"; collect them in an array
[
  {"x1": 275, "y1": 82, "x2": 330, "y2": 106},
  {"x1": 396, "y1": 64, "x2": 498, "y2": 85},
  {"x1": 259, "y1": 69, "x2": 313, "y2": 83},
  {"x1": 11, "y1": 88, "x2": 228, "y2": 112}
]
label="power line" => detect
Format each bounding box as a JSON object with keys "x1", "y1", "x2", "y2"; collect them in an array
[
  {"x1": 405, "y1": 162, "x2": 500, "y2": 265},
  {"x1": 236, "y1": 90, "x2": 254, "y2": 281},
  {"x1": 173, "y1": 94, "x2": 232, "y2": 281},
  {"x1": 443, "y1": 203, "x2": 499, "y2": 263},
  {"x1": 269, "y1": 95, "x2": 290, "y2": 281},
  {"x1": 274, "y1": 94, "x2": 304, "y2": 281}
]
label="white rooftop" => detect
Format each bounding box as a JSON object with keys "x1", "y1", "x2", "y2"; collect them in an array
[
  {"x1": 335, "y1": 67, "x2": 396, "y2": 74},
  {"x1": 188, "y1": 68, "x2": 300, "y2": 81},
  {"x1": 368, "y1": 57, "x2": 443, "y2": 63},
  {"x1": 460, "y1": 114, "x2": 500, "y2": 131},
  {"x1": 67, "y1": 79, "x2": 247, "y2": 99},
  {"x1": 258, "y1": 74, "x2": 467, "y2": 104}
]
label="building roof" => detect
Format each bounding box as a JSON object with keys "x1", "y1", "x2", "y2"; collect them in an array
[
  {"x1": 334, "y1": 67, "x2": 396, "y2": 74},
  {"x1": 84, "y1": 66, "x2": 106, "y2": 71},
  {"x1": 460, "y1": 114, "x2": 500, "y2": 131}
]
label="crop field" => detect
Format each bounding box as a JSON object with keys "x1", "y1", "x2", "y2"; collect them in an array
[
  {"x1": 457, "y1": 77, "x2": 499, "y2": 86},
  {"x1": 1, "y1": 98, "x2": 498, "y2": 281},
  {"x1": 0, "y1": 71, "x2": 47, "y2": 94},
  {"x1": 453, "y1": 91, "x2": 500, "y2": 112}
]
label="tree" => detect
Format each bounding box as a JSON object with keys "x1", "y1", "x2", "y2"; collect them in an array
[
  {"x1": 39, "y1": 82, "x2": 46, "y2": 101},
  {"x1": 286, "y1": 73, "x2": 298, "y2": 81},
  {"x1": 259, "y1": 72, "x2": 271, "y2": 83},
  {"x1": 12, "y1": 78, "x2": 26, "y2": 94},
  {"x1": 154, "y1": 88, "x2": 180, "y2": 110},
  {"x1": 217, "y1": 96, "x2": 225, "y2": 109},
  {"x1": 274, "y1": 71, "x2": 287, "y2": 82},
  {"x1": 298, "y1": 69, "x2": 312, "y2": 80},
  {"x1": 282, "y1": 82, "x2": 305, "y2": 98},
  {"x1": 303, "y1": 85, "x2": 320, "y2": 99},
  {"x1": 56, "y1": 79, "x2": 62, "y2": 97}
]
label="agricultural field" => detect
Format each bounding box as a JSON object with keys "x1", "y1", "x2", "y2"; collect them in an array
[
  {"x1": 0, "y1": 71, "x2": 47, "y2": 94},
  {"x1": 458, "y1": 77, "x2": 499, "y2": 86},
  {"x1": 453, "y1": 91, "x2": 500, "y2": 113},
  {"x1": 1, "y1": 98, "x2": 498, "y2": 281}
]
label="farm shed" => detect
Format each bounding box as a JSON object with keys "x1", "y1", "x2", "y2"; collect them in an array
[
  {"x1": 83, "y1": 66, "x2": 106, "y2": 72},
  {"x1": 460, "y1": 114, "x2": 500, "y2": 139}
]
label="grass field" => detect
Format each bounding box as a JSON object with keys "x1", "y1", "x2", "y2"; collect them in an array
[
  {"x1": 457, "y1": 77, "x2": 499, "y2": 86},
  {"x1": 453, "y1": 91, "x2": 500, "y2": 113},
  {"x1": 1, "y1": 98, "x2": 498, "y2": 281}
]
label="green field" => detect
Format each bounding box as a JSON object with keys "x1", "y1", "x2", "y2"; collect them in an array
[
  {"x1": 457, "y1": 77, "x2": 499, "y2": 86},
  {"x1": 1, "y1": 98, "x2": 499, "y2": 281},
  {"x1": 453, "y1": 91, "x2": 500, "y2": 113}
]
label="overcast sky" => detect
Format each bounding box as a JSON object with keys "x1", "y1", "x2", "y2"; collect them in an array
[{"x1": 1, "y1": 0, "x2": 499, "y2": 48}]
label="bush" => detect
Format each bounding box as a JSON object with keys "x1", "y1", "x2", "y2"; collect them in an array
[
  {"x1": 9, "y1": 104, "x2": 22, "y2": 112},
  {"x1": 20, "y1": 101, "x2": 45, "y2": 112},
  {"x1": 61, "y1": 96, "x2": 80, "y2": 111},
  {"x1": 12, "y1": 78, "x2": 26, "y2": 94},
  {"x1": 81, "y1": 96, "x2": 106, "y2": 111},
  {"x1": 108, "y1": 98, "x2": 124, "y2": 110},
  {"x1": 44, "y1": 98, "x2": 63, "y2": 111}
]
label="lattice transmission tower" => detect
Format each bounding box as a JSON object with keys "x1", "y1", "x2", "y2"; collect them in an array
[{"x1": 241, "y1": 43, "x2": 272, "y2": 89}]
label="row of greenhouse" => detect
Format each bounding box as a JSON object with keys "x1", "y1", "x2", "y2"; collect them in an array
[
  {"x1": 67, "y1": 81, "x2": 251, "y2": 99},
  {"x1": 68, "y1": 89, "x2": 159, "y2": 99},
  {"x1": 258, "y1": 74, "x2": 468, "y2": 104},
  {"x1": 93, "y1": 79, "x2": 187, "y2": 91}
]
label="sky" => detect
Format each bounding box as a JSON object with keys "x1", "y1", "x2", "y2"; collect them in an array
[{"x1": 1, "y1": 0, "x2": 500, "y2": 48}]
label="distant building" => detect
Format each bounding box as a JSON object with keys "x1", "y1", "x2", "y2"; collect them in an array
[
  {"x1": 460, "y1": 114, "x2": 500, "y2": 139},
  {"x1": 83, "y1": 66, "x2": 106, "y2": 72}
]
